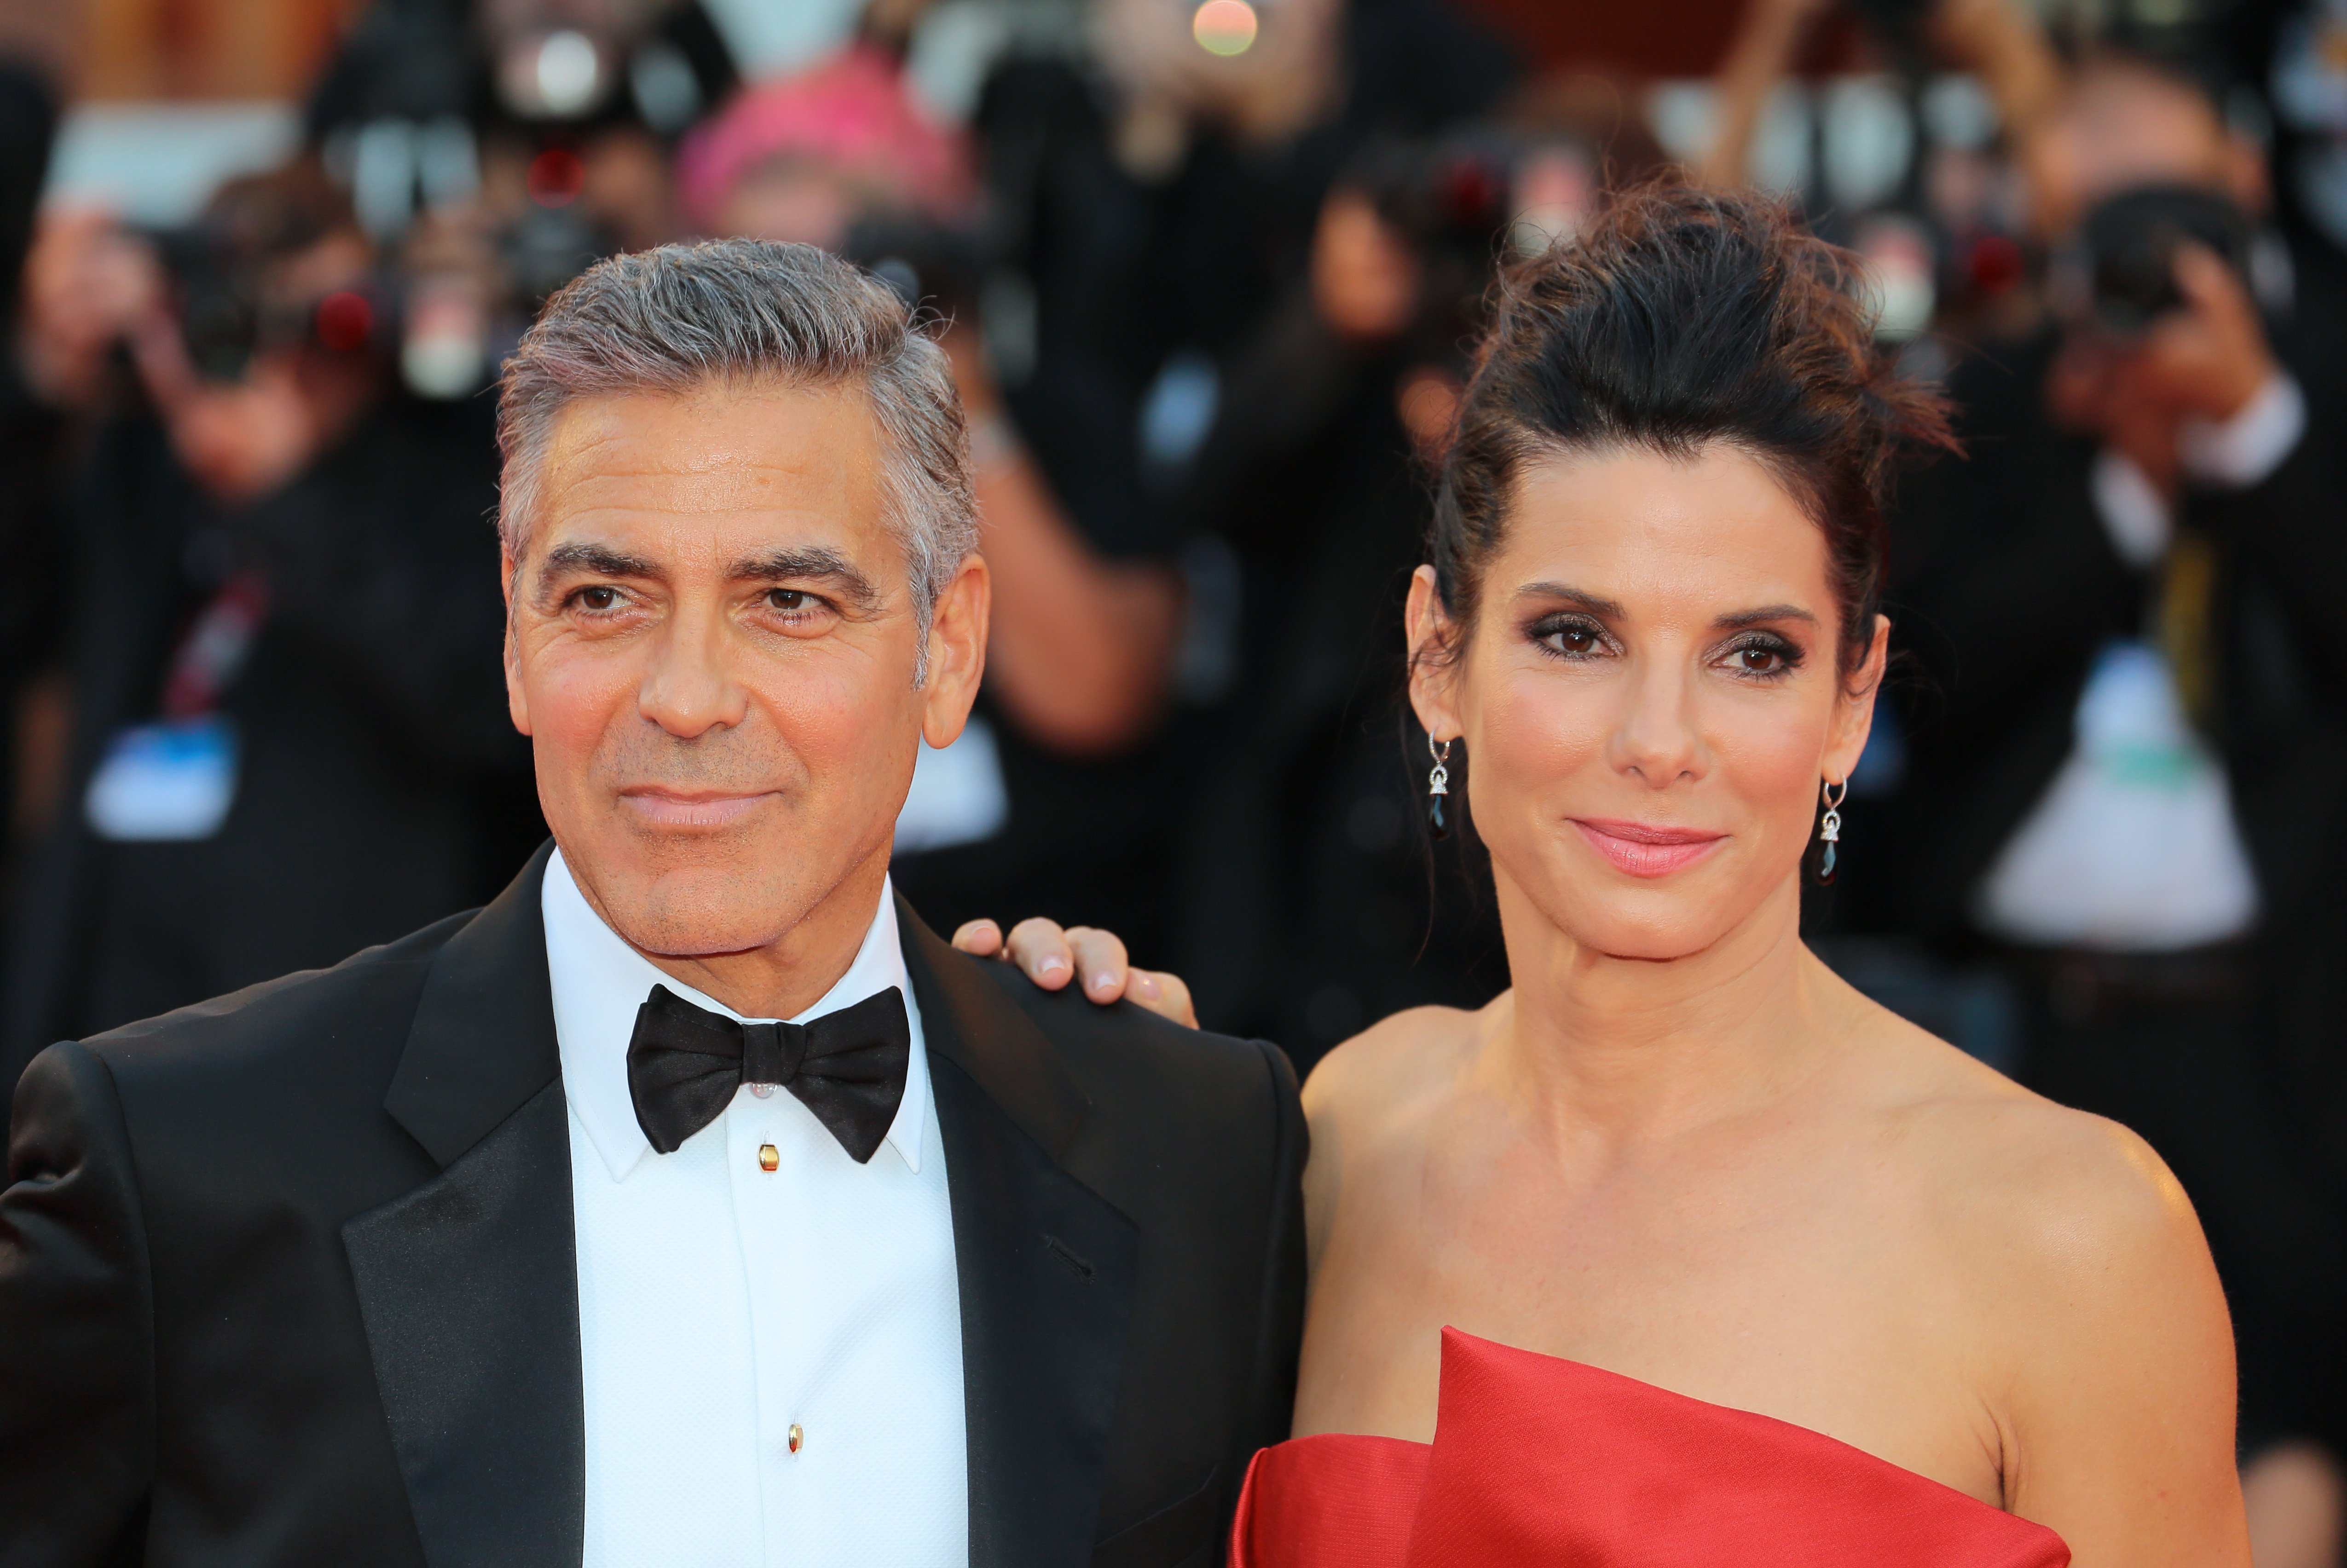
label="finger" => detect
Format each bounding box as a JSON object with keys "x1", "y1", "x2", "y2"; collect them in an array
[
  {"x1": 1004, "y1": 917, "x2": 1077, "y2": 990},
  {"x1": 2170, "y1": 242, "x2": 2249, "y2": 320},
  {"x1": 1126, "y1": 968, "x2": 1199, "y2": 1029},
  {"x1": 1064, "y1": 927, "x2": 1132, "y2": 1003},
  {"x1": 951, "y1": 918, "x2": 1003, "y2": 957}
]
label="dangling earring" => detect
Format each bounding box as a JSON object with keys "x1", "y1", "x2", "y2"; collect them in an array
[
  {"x1": 1426, "y1": 736, "x2": 1454, "y2": 840},
  {"x1": 1812, "y1": 778, "x2": 1847, "y2": 886}
]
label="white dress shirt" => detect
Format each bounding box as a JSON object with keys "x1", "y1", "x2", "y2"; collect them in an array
[
  {"x1": 1975, "y1": 374, "x2": 2301, "y2": 951},
  {"x1": 543, "y1": 850, "x2": 967, "y2": 1568}
]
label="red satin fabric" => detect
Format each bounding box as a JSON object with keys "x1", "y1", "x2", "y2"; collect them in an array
[{"x1": 1233, "y1": 1329, "x2": 2071, "y2": 1568}]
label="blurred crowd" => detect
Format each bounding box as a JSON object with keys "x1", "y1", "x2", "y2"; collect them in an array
[{"x1": 2, "y1": 0, "x2": 2346, "y2": 1556}]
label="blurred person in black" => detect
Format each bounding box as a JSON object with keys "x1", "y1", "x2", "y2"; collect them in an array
[
  {"x1": 1873, "y1": 40, "x2": 2347, "y2": 1553},
  {"x1": 0, "y1": 159, "x2": 535, "y2": 1087},
  {"x1": 872, "y1": 0, "x2": 1517, "y2": 963},
  {"x1": 1163, "y1": 115, "x2": 1657, "y2": 1059},
  {"x1": 0, "y1": 59, "x2": 62, "y2": 898},
  {"x1": 299, "y1": 0, "x2": 741, "y2": 411},
  {"x1": 975, "y1": 0, "x2": 1518, "y2": 562}
]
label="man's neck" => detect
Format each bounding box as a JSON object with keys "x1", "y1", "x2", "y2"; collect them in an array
[{"x1": 623, "y1": 852, "x2": 893, "y2": 1023}]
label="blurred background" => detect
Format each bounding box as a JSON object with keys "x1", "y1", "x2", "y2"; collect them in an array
[{"x1": 0, "y1": 0, "x2": 2344, "y2": 1556}]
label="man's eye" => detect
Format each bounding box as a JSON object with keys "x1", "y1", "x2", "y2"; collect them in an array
[
  {"x1": 768, "y1": 588, "x2": 818, "y2": 612},
  {"x1": 577, "y1": 586, "x2": 621, "y2": 612}
]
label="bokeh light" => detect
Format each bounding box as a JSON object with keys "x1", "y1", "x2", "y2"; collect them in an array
[
  {"x1": 314, "y1": 291, "x2": 373, "y2": 352},
  {"x1": 526, "y1": 147, "x2": 586, "y2": 208},
  {"x1": 1193, "y1": 0, "x2": 1259, "y2": 57}
]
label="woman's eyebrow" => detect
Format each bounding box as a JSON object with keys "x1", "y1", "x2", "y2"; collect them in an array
[
  {"x1": 1714, "y1": 604, "x2": 1818, "y2": 630},
  {"x1": 1515, "y1": 582, "x2": 1627, "y2": 617}
]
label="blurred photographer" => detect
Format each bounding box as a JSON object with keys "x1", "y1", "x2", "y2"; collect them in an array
[
  {"x1": 0, "y1": 160, "x2": 533, "y2": 1085},
  {"x1": 1878, "y1": 44, "x2": 2347, "y2": 1558},
  {"x1": 1161, "y1": 124, "x2": 1637, "y2": 1054}
]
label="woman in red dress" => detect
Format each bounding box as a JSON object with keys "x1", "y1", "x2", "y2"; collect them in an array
[{"x1": 964, "y1": 184, "x2": 2249, "y2": 1566}]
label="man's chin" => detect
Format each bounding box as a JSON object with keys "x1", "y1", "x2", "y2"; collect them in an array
[
  {"x1": 561, "y1": 843, "x2": 800, "y2": 953},
  {"x1": 601, "y1": 875, "x2": 811, "y2": 961}
]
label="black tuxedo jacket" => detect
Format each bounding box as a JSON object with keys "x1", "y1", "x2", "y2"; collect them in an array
[{"x1": 0, "y1": 847, "x2": 1306, "y2": 1568}]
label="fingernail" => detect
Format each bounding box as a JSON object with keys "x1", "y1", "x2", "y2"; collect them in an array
[
  {"x1": 1038, "y1": 956, "x2": 1069, "y2": 979},
  {"x1": 1088, "y1": 972, "x2": 1114, "y2": 994},
  {"x1": 1134, "y1": 973, "x2": 1160, "y2": 999}
]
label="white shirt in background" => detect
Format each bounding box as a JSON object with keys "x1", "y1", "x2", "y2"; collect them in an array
[
  {"x1": 1975, "y1": 374, "x2": 2302, "y2": 951},
  {"x1": 541, "y1": 849, "x2": 967, "y2": 1568}
]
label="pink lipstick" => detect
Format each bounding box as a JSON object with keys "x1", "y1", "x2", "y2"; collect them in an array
[{"x1": 1571, "y1": 818, "x2": 1727, "y2": 878}]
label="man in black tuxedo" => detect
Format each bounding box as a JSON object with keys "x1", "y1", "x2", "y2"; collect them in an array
[{"x1": 0, "y1": 239, "x2": 1304, "y2": 1568}]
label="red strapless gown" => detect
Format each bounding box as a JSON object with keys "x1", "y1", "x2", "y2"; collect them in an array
[{"x1": 1233, "y1": 1330, "x2": 2071, "y2": 1568}]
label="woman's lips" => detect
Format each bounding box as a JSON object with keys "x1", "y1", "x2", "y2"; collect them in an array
[{"x1": 1570, "y1": 818, "x2": 1728, "y2": 878}]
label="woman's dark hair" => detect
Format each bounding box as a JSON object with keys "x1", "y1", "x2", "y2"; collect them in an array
[{"x1": 1429, "y1": 182, "x2": 1956, "y2": 679}]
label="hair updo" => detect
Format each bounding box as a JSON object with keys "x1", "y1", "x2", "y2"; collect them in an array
[{"x1": 1429, "y1": 183, "x2": 1956, "y2": 678}]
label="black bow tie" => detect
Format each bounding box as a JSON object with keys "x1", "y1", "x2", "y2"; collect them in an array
[{"x1": 626, "y1": 984, "x2": 912, "y2": 1164}]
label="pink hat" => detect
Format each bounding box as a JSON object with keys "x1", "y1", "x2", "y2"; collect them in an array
[{"x1": 677, "y1": 44, "x2": 974, "y2": 232}]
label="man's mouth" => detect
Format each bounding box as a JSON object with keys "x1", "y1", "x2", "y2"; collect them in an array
[{"x1": 616, "y1": 787, "x2": 779, "y2": 830}]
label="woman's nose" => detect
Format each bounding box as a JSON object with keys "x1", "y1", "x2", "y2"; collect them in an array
[{"x1": 1610, "y1": 660, "x2": 1705, "y2": 788}]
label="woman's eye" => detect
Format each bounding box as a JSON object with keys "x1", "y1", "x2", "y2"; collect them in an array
[
  {"x1": 1722, "y1": 639, "x2": 1799, "y2": 678},
  {"x1": 1540, "y1": 620, "x2": 1605, "y2": 656}
]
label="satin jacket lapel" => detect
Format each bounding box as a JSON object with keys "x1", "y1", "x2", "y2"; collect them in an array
[
  {"x1": 344, "y1": 843, "x2": 584, "y2": 1568},
  {"x1": 900, "y1": 899, "x2": 1140, "y2": 1568}
]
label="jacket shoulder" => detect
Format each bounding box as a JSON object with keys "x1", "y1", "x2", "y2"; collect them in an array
[
  {"x1": 967, "y1": 956, "x2": 1299, "y2": 1133},
  {"x1": 77, "y1": 908, "x2": 475, "y2": 1086}
]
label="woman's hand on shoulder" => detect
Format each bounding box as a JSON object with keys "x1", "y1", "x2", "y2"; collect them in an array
[
  {"x1": 1979, "y1": 1103, "x2": 2252, "y2": 1567},
  {"x1": 950, "y1": 917, "x2": 1197, "y2": 1029}
]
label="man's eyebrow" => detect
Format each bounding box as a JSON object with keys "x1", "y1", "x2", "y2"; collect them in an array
[
  {"x1": 538, "y1": 542, "x2": 660, "y2": 580},
  {"x1": 1714, "y1": 603, "x2": 1818, "y2": 630},
  {"x1": 728, "y1": 547, "x2": 882, "y2": 612},
  {"x1": 1515, "y1": 582, "x2": 1628, "y2": 618}
]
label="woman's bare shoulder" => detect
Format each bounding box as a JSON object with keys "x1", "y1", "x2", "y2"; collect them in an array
[
  {"x1": 1300, "y1": 996, "x2": 1496, "y2": 1143},
  {"x1": 1848, "y1": 1007, "x2": 2240, "y2": 1552},
  {"x1": 1846, "y1": 997, "x2": 2217, "y2": 1335}
]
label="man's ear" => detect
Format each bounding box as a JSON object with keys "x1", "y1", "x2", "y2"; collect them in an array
[
  {"x1": 1822, "y1": 612, "x2": 1890, "y2": 786},
  {"x1": 502, "y1": 544, "x2": 532, "y2": 738},
  {"x1": 1404, "y1": 565, "x2": 1464, "y2": 745},
  {"x1": 920, "y1": 553, "x2": 990, "y2": 749}
]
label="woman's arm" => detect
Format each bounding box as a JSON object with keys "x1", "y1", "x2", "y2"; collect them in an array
[{"x1": 1989, "y1": 1115, "x2": 2253, "y2": 1566}]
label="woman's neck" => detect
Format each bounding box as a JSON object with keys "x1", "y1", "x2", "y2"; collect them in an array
[{"x1": 1484, "y1": 871, "x2": 1850, "y2": 1147}]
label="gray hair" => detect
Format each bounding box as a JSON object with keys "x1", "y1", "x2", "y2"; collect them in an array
[{"x1": 496, "y1": 239, "x2": 978, "y2": 679}]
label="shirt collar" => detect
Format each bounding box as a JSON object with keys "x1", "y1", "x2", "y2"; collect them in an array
[{"x1": 541, "y1": 847, "x2": 930, "y2": 1182}]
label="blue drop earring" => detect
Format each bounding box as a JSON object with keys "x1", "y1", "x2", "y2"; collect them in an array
[
  {"x1": 1427, "y1": 736, "x2": 1454, "y2": 840},
  {"x1": 1812, "y1": 778, "x2": 1847, "y2": 885}
]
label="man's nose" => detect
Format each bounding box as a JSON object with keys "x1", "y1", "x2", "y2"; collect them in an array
[{"x1": 637, "y1": 612, "x2": 749, "y2": 738}]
